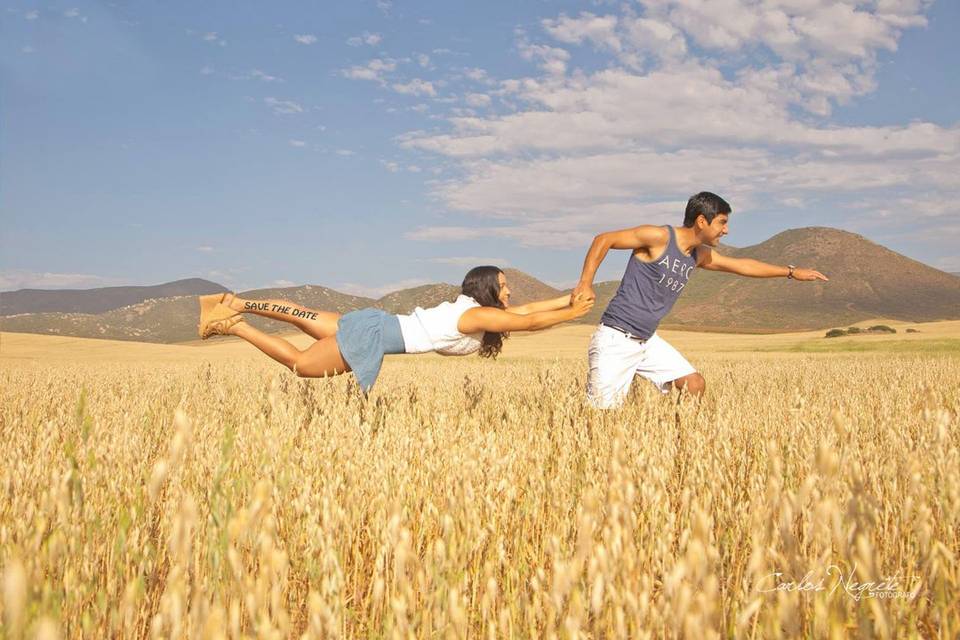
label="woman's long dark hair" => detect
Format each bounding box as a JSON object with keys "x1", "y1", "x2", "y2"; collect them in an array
[{"x1": 461, "y1": 265, "x2": 507, "y2": 358}]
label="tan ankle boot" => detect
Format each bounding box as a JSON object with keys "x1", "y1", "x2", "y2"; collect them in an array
[{"x1": 199, "y1": 302, "x2": 241, "y2": 338}]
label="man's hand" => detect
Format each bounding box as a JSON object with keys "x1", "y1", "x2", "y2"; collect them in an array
[
  {"x1": 569, "y1": 293, "x2": 595, "y2": 318},
  {"x1": 792, "y1": 268, "x2": 829, "y2": 282},
  {"x1": 572, "y1": 283, "x2": 596, "y2": 302}
]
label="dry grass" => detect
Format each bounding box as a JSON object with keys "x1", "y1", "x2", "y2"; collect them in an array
[{"x1": 1, "y1": 329, "x2": 959, "y2": 638}]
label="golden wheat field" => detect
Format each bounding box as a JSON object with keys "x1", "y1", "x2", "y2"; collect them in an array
[{"x1": 1, "y1": 323, "x2": 959, "y2": 639}]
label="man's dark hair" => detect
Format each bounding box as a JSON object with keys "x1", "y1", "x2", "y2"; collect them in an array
[
  {"x1": 683, "y1": 192, "x2": 731, "y2": 227},
  {"x1": 460, "y1": 265, "x2": 507, "y2": 358}
]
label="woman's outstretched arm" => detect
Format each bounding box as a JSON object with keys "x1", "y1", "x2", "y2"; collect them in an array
[
  {"x1": 509, "y1": 294, "x2": 576, "y2": 315},
  {"x1": 459, "y1": 295, "x2": 594, "y2": 334}
]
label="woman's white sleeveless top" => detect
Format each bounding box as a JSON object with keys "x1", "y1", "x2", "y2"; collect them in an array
[{"x1": 396, "y1": 295, "x2": 484, "y2": 355}]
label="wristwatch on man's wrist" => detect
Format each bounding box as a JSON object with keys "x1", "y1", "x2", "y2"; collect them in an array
[{"x1": 787, "y1": 265, "x2": 796, "y2": 279}]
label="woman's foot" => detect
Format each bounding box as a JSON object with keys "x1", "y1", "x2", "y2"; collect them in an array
[
  {"x1": 198, "y1": 293, "x2": 239, "y2": 330},
  {"x1": 224, "y1": 293, "x2": 242, "y2": 312},
  {"x1": 198, "y1": 292, "x2": 237, "y2": 325},
  {"x1": 200, "y1": 304, "x2": 245, "y2": 339},
  {"x1": 199, "y1": 294, "x2": 223, "y2": 325}
]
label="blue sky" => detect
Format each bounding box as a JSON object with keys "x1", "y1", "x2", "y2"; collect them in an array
[{"x1": 2, "y1": 0, "x2": 958, "y2": 295}]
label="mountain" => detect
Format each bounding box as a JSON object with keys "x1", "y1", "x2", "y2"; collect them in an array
[
  {"x1": 375, "y1": 270, "x2": 560, "y2": 313},
  {"x1": 0, "y1": 278, "x2": 225, "y2": 316},
  {"x1": 501, "y1": 269, "x2": 562, "y2": 305},
  {"x1": 581, "y1": 227, "x2": 960, "y2": 332},
  {"x1": 3, "y1": 228, "x2": 959, "y2": 342},
  {"x1": 0, "y1": 285, "x2": 376, "y2": 344},
  {"x1": 377, "y1": 284, "x2": 460, "y2": 314}
]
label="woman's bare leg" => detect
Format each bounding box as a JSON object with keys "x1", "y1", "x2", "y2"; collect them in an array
[
  {"x1": 227, "y1": 321, "x2": 351, "y2": 378},
  {"x1": 226, "y1": 296, "x2": 340, "y2": 340}
]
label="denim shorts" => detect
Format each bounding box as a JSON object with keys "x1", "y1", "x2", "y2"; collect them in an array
[{"x1": 335, "y1": 308, "x2": 405, "y2": 393}]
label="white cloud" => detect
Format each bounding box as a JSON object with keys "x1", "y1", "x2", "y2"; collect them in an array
[
  {"x1": 293, "y1": 34, "x2": 317, "y2": 45},
  {"x1": 264, "y1": 97, "x2": 304, "y2": 115},
  {"x1": 543, "y1": 12, "x2": 621, "y2": 52},
  {"x1": 465, "y1": 93, "x2": 491, "y2": 108},
  {"x1": 272, "y1": 279, "x2": 296, "y2": 288},
  {"x1": 415, "y1": 145, "x2": 957, "y2": 227},
  {"x1": 844, "y1": 193, "x2": 956, "y2": 220},
  {"x1": 341, "y1": 58, "x2": 397, "y2": 84},
  {"x1": 288, "y1": 139, "x2": 307, "y2": 147},
  {"x1": 201, "y1": 31, "x2": 227, "y2": 47},
  {"x1": 392, "y1": 2, "x2": 948, "y2": 251},
  {"x1": 200, "y1": 65, "x2": 214, "y2": 75},
  {"x1": 376, "y1": 0, "x2": 392, "y2": 15},
  {"x1": 893, "y1": 196, "x2": 953, "y2": 219},
  {"x1": 0, "y1": 270, "x2": 127, "y2": 292},
  {"x1": 250, "y1": 69, "x2": 283, "y2": 82},
  {"x1": 393, "y1": 79, "x2": 437, "y2": 97},
  {"x1": 63, "y1": 8, "x2": 80, "y2": 18},
  {"x1": 622, "y1": 17, "x2": 687, "y2": 62},
  {"x1": 528, "y1": 2, "x2": 930, "y2": 115},
  {"x1": 25, "y1": 10, "x2": 38, "y2": 20},
  {"x1": 380, "y1": 159, "x2": 422, "y2": 173},
  {"x1": 21, "y1": 46, "x2": 36, "y2": 54},
  {"x1": 196, "y1": 245, "x2": 215, "y2": 252},
  {"x1": 335, "y1": 149, "x2": 355, "y2": 156},
  {"x1": 403, "y1": 66, "x2": 958, "y2": 158},
  {"x1": 347, "y1": 32, "x2": 382, "y2": 47},
  {"x1": 415, "y1": 53, "x2": 431, "y2": 68},
  {"x1": 517, "y1": 36, "x2": 570, "y2": 76},
  {"x1": 463, "y1": 67, "x2": 494, "y2": 84}
]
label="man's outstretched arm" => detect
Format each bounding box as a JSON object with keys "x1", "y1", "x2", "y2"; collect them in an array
[
  {"x1": 697, "y1": 247, "x2": 829, "y2": 281},
  {"x1": 573, "y1": 225, "x2": 669, "y2": 299}
]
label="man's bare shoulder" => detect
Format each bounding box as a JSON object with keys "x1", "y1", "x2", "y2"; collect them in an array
[
  {"x1": 632, "y1": 225, "x2": 670, "y2": 259},
  {"x1": 695, "y1": 244, "x2": 713, "y2": 266}
]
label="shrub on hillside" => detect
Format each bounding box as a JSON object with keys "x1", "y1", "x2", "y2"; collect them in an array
[
  {"x1": 906, "y1": 328, "x2": 919, "y2": 333},
  {"x1": 825, "y1": 328, "x2": 847, "y2": 338},
  {"x1": 846, "y1": 327, "x2": 862, "y2": 334},
  {"x1": 868, "y1": 325, "x2": 896, "y2": 333}
]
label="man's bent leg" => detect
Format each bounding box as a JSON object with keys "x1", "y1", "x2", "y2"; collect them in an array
[
  {"x1": 634, "y1": 333, "x2": 697, "y2": 396},
  {"x1": 672, "y1": 372, "x2": 706, "y2": 398},
  {"x1": 586, "y1": 325, "x2": 644, "y2": 409}
]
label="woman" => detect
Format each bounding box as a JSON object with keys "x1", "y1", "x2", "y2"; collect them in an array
[{"x1": 198, "y1": 266, "x2": 594, "y2": 392}]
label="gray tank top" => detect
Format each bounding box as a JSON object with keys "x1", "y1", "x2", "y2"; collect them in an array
[{"x1": 599, "y1": 226, "x2": 697, "y2": 339}]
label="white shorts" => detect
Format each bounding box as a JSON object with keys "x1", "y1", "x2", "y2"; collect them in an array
[{"x1": 587, "y1": 324, "x2": 696, "y2": 409}]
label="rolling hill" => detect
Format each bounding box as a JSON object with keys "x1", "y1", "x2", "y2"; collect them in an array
[
  {"x1": 501, "y1": 268, "x2": 562, "y2": 305},
  {"x1": 0, "y1": 278, "x2": 225, "y2": 315},
  {"x1": 378, "y1": 284, "x2": 460, "y2": 314},
  {"x1": 2, "y1": 227, "x2": 958, "y2": 342},
  {"x1": 0, "y1": 285, "x2": 376, "y2": 344}
]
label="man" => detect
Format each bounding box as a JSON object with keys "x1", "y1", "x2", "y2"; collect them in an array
[{"x1": 573, "y1": 192, "x2": 828, "y2": 409}]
